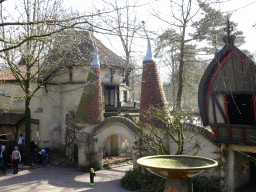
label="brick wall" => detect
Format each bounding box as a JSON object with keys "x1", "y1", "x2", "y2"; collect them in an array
[
  {"x1": 75, "y1": 67, "x2": 104, "y2": 124},
  {"x1": 139, "y1": 60, "x2": 168, "y2": 125}
]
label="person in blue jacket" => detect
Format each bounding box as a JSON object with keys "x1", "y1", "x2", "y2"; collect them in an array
[
  {"x1": 0, "y1": 145, "x2": 7, "y2": 174},
  {"x1": 41, "y1": 148, "x2": 48, "y2": 167}
]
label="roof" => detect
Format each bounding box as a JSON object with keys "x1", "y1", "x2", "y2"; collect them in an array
[
  {"x1": 0, "y1": 112, "x2": 25, "y2": 125},
  {"x1": 198, "y1": 35, "x2": 256, "y2": 127},
  {"x1": 0, "y1": 65, "x2": 39, "y2": 81},
  {"x1": 143, "y1": 37, "x2": 153, "y2": 62},
  {"x1": 0, "y1": 30, "x2": 125, "y2": 82},
  {"x1": 95, "y1": 37, "x2": 125, "y2": 68}
]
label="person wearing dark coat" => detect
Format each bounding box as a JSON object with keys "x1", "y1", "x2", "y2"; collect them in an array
[
  {"x1": 30, "y1": 138, "x2": 36, "y2": 164},
  {"x1": 90, "y1": 168, "x2": 96, "y2": 185},
  {"x1": 17, "y1": 134, "x2": 24, "y2": 153},
  {"x1": 41, "y1": 148, "x2": 49, "y2": 167},
  {"x1": 0, "y1": 145, "x2": 8, "y2": 174}
]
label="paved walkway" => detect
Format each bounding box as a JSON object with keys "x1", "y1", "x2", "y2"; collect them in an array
[{"x1": 0, "y1": 165, "x2": 133, "y2": 192}]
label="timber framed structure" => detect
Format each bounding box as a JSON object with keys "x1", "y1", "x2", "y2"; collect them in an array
[{"x1": 198, "y1": 27, "x2": 256, "y2": 145}]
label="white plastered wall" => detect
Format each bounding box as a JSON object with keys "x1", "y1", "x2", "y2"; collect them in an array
[
  {"x1": 226, "y1": 145, "x2": 256, "y2": 192},
  {"x1": 95, "y1": 122, "x2": 135, "y2": 156},
  {"x1": 169, "y1": 129, "x2": 220, "y2": 178},
  {"x1": 208, "y1": 94, "x2": 225, "y2": 124},
  {"x1": 0, "y1": 65, "x2": 129, "y2": 151}
]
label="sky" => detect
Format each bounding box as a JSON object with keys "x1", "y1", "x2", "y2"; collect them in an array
[
  {"x1": 3, "y1": 0, "x2": 256, "y2": 57},
  {"x1": 65, "y1": 0, "x2": 256, "y2": 54},
  {"x1": 62, "y1": 0, "x2": 256, "y2": 82},
  {"x1": 3, "y1": 0, "x2": 256, "y2": 80},
  {"x1": 219, "y1": 0, "x2": 256, "y2": 52}
]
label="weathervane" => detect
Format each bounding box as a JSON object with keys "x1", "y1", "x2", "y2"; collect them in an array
[
  {"x1": 224, "y1": 17, "x2": 233, "y2": 40},
  {"x1": 89, "y1": 14, "x2": 94, "y2": 33},
  {"x1": 142, "y1": 21, "x2": 147, "y2": 36},
  {"x1": 142, "y1": 21, "x2": 153, "y2": 61},
  {"x1": 223, "y1": 16, "x2": 236, "y2": 46}
]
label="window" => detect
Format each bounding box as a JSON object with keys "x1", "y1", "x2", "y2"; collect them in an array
[
  {"x1": 123, "y1": 91, "x2": 127, "y2": 103},
  {"x1": 226, "y1": 94, "x2": 255, "y2": 125}
]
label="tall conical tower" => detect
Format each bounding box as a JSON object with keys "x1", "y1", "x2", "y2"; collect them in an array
[
  {"x1": 75, "y1": 28, "x2": 104, "y2": 124},
  {"x1": 139, "y1": 32, "x2": 168, "y2": 125}
]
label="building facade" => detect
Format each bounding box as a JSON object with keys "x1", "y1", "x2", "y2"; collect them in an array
[{"x1": 0, "y1": 31, "x2": 132, "y2": 150}]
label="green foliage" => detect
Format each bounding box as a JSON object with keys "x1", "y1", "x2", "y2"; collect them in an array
[
  {"x1": 121, "y1": 168, "x2": 142, "y2": 190},
  {"x1": 121, "y1": 168, "x2": 166, "y2": 192},
  {"x1": 192, "y1": 176, "x2": 221, "y2": 192},
  {"x1": 121, "y1": 169, "x2": 221, "y2": 192}
]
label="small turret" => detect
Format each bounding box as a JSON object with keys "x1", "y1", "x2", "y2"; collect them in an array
[
  {"x1": 75, "y1": 27, "x2": 104, "y2": 124},
  {"x1": 139, "y1": 26, "x2": 168, "y2": 126}
]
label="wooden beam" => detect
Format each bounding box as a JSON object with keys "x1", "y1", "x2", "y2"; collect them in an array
[
  {"x1": 212, "y1": 93, "x2": 227, "y2": 123},
  {"x1": 211, "y1": 95, "x2": 217, "y2": 123},
  {"x1": 242, "y1": 128, "x2": 246, "y2": 141}
]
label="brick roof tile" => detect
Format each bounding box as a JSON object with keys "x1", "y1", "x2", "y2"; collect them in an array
[
  {"x1": 0, "y1": 65, "x2": 39, "y2": 81},
  {"x1": 0, "y1": 32, "x2": 125, "y2": 82}
]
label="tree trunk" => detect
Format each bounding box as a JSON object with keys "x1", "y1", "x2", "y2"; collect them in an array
[
  {"x1": 24, "y1": 60, "x2": 32, "y2": 165},
  {"x1": 176, "y1": 24, "x2": 186, "y2": 110},
  {"x1": 24, "y1": 98, "x2": 32, "y2": 165}
]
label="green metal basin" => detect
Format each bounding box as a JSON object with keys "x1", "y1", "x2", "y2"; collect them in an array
[{"x1": 137, "y1": 155, "x2": 218, "y2": 180}]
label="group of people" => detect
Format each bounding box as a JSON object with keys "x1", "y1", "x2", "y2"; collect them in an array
[
  {"x1": 30, "y1": 138, "x2": 50, "y2": 167},
  {"x1": 0, "y1": 134, "x2": 98, "y2": 186},
  {"x1": 0, "y1": 134, "x2": 51, "y2": 175},
  {"x1": 0, "y1": 134, "x2": 24, "y2": 174},
  {"x1": 0, "y1": 145, "x2": 21, "y2": 174}
]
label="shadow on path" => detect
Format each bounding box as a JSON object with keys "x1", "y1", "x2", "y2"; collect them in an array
[{"x1": 0, "y1": 165, "x2": 132, "y2": 192}]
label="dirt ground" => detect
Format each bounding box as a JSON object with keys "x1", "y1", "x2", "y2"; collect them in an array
[
  {"x1": 102, "y1": 154, "x2": 133, "y2": 168},
  {"x1": 49, "y1": 153, "x2": 133, "y2": 169}
]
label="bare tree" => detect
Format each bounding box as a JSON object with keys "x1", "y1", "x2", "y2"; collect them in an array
[
  {"x1": 0, "y1": 0, "x2": 95, "y2": 165},
  {"x1": 137, "y1": 106, "x2": 193, "y2": 156},
  {"x1": 96, "y1": 0, "x2": 143, "y2": 103},
  {"x1": 153, "y1": 0, "x2": 245, "y2": 110}
]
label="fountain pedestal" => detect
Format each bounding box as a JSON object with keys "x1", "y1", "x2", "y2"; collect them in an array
[
  {"x1": 164, "y1": 179, "x2": 192, "y2": 192},
  {"x1": 137, "y1": 155, "x2": 218, "y2": 192}
]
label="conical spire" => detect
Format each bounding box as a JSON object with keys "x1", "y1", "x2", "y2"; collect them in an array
[
  {"x1": 143, "y1": 35, "x2": 153, "y2": 62},
  {"x1": 92, "y1": 41, "x2": 100, "y2": 68},
  {"x1": 75, "y1": 65, "x2": 104, "y2": 124},
  {"x1": 75, "y1": 24, "x2": 104, "y2": 124},
  {"x1": 89, "y1": 23, "x2": 100, "y2": 68},
  {"x1": 142, "y1": 21, "x2": 153, "y2": 62},
  {"x1": 139, "y1": 23, "x2": 168, "y2": 126}
]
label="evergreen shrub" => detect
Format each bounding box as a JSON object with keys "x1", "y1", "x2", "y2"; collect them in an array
[
  {"x1": 121, "y1": 169, "x2": 221, "y2": 192},
  {"x1": 120, "y1": 168, "x2": 166, "y2": 191},
  {"x1": 192, "y1": 176, "x2": 221, "y2": 192}
]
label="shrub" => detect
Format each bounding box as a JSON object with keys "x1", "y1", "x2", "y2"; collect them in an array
[
  {"x1": 120, "y1": 168, "x2": 166, "y2": 191},
  {"x1": 121, "y1": 169, "x2": 220, "y2": 192},
  {"x1": 121, "y1": 168, "x2": 142, "y2": 190},
  {"x1": 192, "y1": 176, "x2": 221, "y2": 192}
]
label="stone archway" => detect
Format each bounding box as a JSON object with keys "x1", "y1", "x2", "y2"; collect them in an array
[
  {"x1": 92, "y1": 116, "x2": 138, "y2": 168},
  {"x1": 93, "y1": 116, "x2": 138, "y2": 148}
]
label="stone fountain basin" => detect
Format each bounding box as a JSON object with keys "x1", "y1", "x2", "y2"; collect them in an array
[{"x1": 137, "y1": 155, "x2": 218, "y2": 180}]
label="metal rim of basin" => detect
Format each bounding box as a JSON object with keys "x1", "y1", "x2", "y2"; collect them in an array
[{"x1": 136, "y1": 155, "x2": 218, "y2": 171}]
